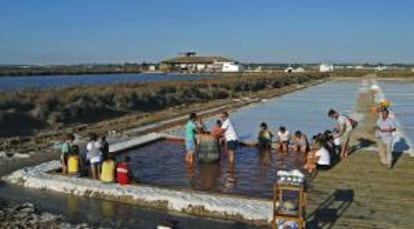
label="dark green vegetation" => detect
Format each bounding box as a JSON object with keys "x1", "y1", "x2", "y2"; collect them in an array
[{"x1": 0, "y1": 73, "x2": 327, "y2": 137}]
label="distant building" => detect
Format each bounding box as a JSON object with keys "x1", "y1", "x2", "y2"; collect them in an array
[
  {"x1": 375, "y1": 65, "x2": 387, "y2": 72},
  {"x1": 221, "y1": 62, "x2": 244, "y2": 72},
  {"x1": 284, "y1": 67, "x2": 305, "y2": 73},
  {"x1": 284, "y1": 67, "x2": 294, "y2": 73},
  {"x1": 319, "y1": 64, "x2": 334, "y2": 72},
  {"x1": 294, "y1": 67, "x2": 305, "y2": 73},
  {"x1": 148, "y1": 65, "x2": 156, "y2": 72},
  {"x1": 161, "y1": 52, "x2": 243, "y2": 73}
]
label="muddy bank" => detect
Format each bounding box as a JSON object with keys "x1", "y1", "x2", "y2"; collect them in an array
[
  {"x1": 0, "y1": 72, "x2": 326, "y2": 138},
  {"x1": 0, "y1": 201, "x2": 91, "y2": 229},
  {"x1": 0, "y1": 73, "x2": 327, "y2": 157}
]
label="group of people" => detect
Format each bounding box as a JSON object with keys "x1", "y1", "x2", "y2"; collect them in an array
[
  {"x1": 257, "y1": 120, "x2": 335, "y2": 172},
  {"x1": 258, "y1": 124, "x2": 310, "y2": 154},
  {"x1": 184, "y1": 108, "x2": 359, "y2": 173},
  {"x1": 60, "y1": 133, "x2": 133, "y2": 185},
  {"x1": 58, "y1": 105, "x2": 395, "y2": 185},
  {"x1": 185, "y1": 111, "x2": 238, "y2": 165}
]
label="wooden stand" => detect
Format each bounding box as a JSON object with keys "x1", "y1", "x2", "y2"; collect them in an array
[{"x1": 272, "y1": 183, "x2": 307, "y2": 229}]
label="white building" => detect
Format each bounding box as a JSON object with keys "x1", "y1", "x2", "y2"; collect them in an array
[
  {"x1": 284, "y1": 67, "x2": 294, "y2": 73},
  {"x1": 319, "y1": 64, "x2": 334, "y2": 72},
  {"x1": 294, "y1": 67, "x2": 305, "y2": 73},
  {"x1": 284, "y1": 67, "x2": 305, "y2": 73},
  {"x1": 162, "y1": 53, "x2": 244, "y2": 73},
  {"x1": 221, "y1": 62, "x2": 244, "y2": 72},
  {"x1": 148, "y1": 65, "x2": 156, "y2": 72}
]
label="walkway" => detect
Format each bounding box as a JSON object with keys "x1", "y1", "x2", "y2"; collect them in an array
[{"x1": 306, "y1": 78, "x2": 414, "y2": 228}]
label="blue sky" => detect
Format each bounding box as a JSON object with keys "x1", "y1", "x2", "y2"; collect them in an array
[{"x1": 1, "y1": 0, "x2": 413, "y2": 64}]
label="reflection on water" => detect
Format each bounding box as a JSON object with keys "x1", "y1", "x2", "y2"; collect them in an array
[
  {"x1": 123, "y1": 140, "x2": 306, "y2": 199},
  {"x1": 66, "y1": 195, "x2": 80, "y2": 217}
]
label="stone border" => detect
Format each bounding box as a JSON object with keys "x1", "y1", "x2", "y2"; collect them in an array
[{"x1": 3, "y1": 133, "x2": 273, "y2": 225}]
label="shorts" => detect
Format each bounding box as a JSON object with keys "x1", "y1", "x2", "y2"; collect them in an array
[
  {"x1": 227, "y1": 140, "x2": 238, "y2": 150},
  {"x1": 296, "y1": 140, "x2": 306, "y2": 147},
  {"x1": 340, "y1": 129, "x2": 352, "y2": 145},
  {"x1": 185, "y1": 138, "x2": 196, "y2": 152},
  {"x1": 90, "y1": 155, "x2": 102, "y2": 164},
  {"x1": 281, "y1": 140, "x2": 290, "y2": 145},
  {"x1": 317, "y1": 164, "x2": 331, "y2": 170}
]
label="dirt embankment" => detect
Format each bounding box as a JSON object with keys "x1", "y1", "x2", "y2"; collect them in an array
[{"x1": 0, "y1": 72, "x2": 327, "y2": 150}]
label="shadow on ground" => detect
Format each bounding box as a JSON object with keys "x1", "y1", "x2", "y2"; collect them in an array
[
  {"x1": 306, "y1": 189, "x2": 354, "y2": 229},
  {"x1": 349, "y1": 137, "x2": 377, "y2": 155},
  {"x1": 391, "y1": 136, "x2": 410, "y2": 168}
]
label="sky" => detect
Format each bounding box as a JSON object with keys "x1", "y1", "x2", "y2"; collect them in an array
[{"x1": 0, "y1": 0, "x2": 413, "y2": 65}]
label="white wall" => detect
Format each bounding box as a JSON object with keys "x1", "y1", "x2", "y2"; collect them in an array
[
  {"x1": 222, "y1": 62, "x2": 244, "y2": 72},
  {"x1": 320, "y1": 64, "x2": 334, "y2": 72}
]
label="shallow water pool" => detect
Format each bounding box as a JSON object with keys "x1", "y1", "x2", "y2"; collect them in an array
[{"x1": 123, "y1": 140, "x2": 305, "y2": 199}]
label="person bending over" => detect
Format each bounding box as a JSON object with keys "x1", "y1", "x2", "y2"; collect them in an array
[
  {"x1": 328, "y1": 109, "x2": 353, "y2": 158},
  {"x1": 293, "y1": 130, "x2": 309, "y2": 153}
]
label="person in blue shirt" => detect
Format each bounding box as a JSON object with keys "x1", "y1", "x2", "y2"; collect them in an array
[{"x1": 185, "y1": 112, "x2": 198, "y2": 164}]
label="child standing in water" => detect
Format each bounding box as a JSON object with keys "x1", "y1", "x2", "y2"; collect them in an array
[
  {"x1": 258, "y1": 122, "x2": 273, "y2": 150},
  {"x1": 278, "y1": 126, "x2": 290, "y2": 153},
  {"x1": 212, "y1": 119, "x2": 224, "y2": 145}
]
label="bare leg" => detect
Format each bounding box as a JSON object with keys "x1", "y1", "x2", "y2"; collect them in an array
[
  {"x1": 228, "y1": 149, "x2": 234, "y2": 165},
  {"x1": 300, "y1": 145, "x2": 307, "y2": 154},
  {"x1": 342, "y1": 139, "x2": 350, "y2": 158},
  {"x1": 186, "y1": 151, "x2": 194, "y2": 164},
  {"x1": 282, "y1": 143, "x2": 289, "y2": 153},
  {"x1": 91, "y1": 165, "x2": 97, "y2": 179},
  {"x1": 96, "y1": 164, "x2": 101, "y2": 180}
]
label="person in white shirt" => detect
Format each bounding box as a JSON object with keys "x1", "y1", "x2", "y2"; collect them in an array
[
  {"x1": 220, "y1": 112, "x2": 239, "y2": 165},
  {"x1": 314, "y1": 138, "x2": 331, "y2": 170},
  {"x1": 277, "y1": 126, "x2": 290, "y2": 153},
  {"x1": 86, "y1": 133, "x2": 102, "y2": 180},
  {"x1": 328, "y1": 109, "x2": 353, "y2": 158},
  {"x1": 375, "y1": 108, "x2": 396, "y2": 168}
]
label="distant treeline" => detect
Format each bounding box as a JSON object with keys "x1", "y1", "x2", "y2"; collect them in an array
[
  {"x1": 0, "y1": 72, "x2": 327, "y2": 137},
  {"x1": 0, "y1": 64, "x2": 152, "y2": 76}
]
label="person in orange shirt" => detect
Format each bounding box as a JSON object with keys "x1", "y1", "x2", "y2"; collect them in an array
[{"x1": 212, "y1": 119, "x2": 224, "y2": 145}]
